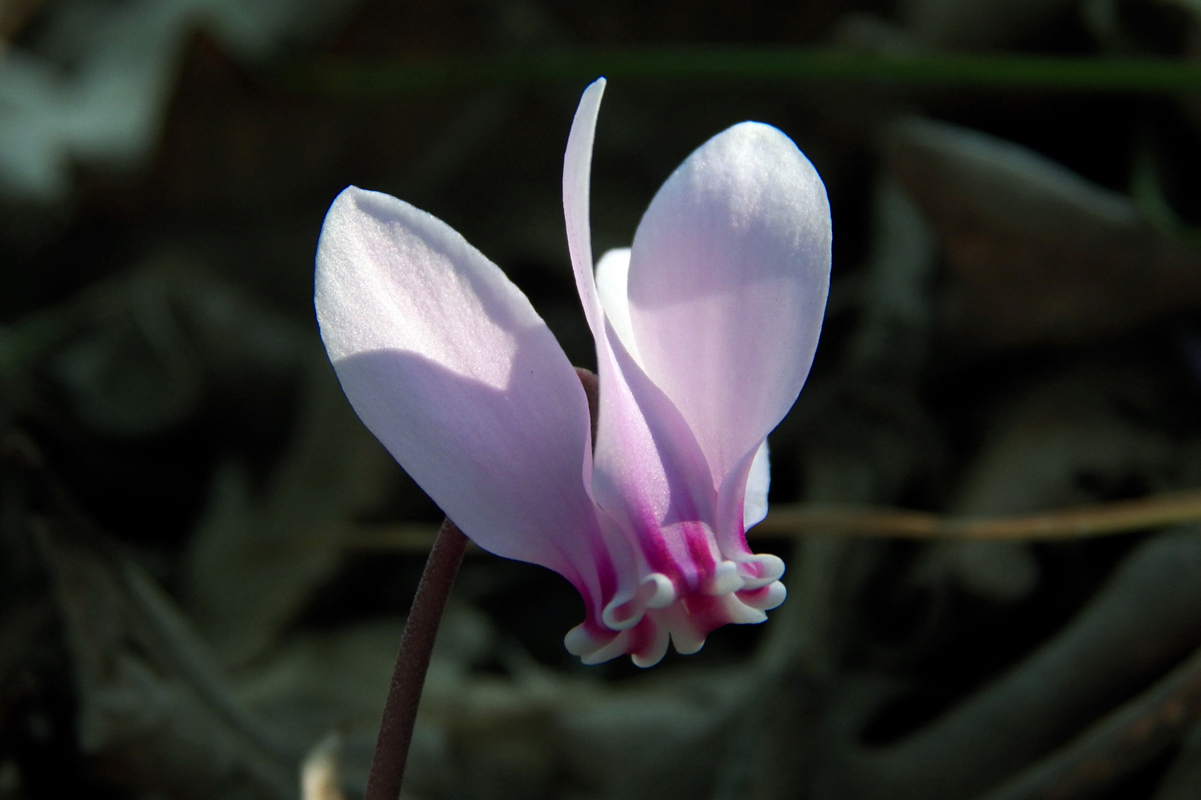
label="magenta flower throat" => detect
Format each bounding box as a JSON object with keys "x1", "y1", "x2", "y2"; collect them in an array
[{"x1": 315, "y1": 79, "x2": 831, "y2": 666}]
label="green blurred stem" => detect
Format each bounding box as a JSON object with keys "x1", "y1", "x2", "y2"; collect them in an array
[
  {"x1": 292, "y1": 48, "x2": 1201, "y2": 95},
  {"x1": 365, "y1": 517, "x2": 468, "y2": 800}
]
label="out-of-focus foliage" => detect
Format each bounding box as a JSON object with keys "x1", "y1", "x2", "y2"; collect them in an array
[
  {"x1": 0, "y1": 0, "x2": 353, "y2": 200},
  {"x1": 8, "y1": 1, "x2": 1201, "y2": 799}
]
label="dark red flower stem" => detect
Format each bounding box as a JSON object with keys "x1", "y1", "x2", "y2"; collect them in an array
[
  {"x1": 364, "y1": 369, "x2": 595, "y2": 799},
  {"x1": 364, "y1": 517, "x2": 468, "y2": 800}
]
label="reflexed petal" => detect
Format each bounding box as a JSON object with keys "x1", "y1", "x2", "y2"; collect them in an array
[
  {"x1": 563, "y1": 80, "x2": 717, "y2": 603},
  {"x1": 563, "y1": 77, "x2": 607, "y2": 338},
  {"x1": 315, "y1": 186, "x2": 620, "y2": 616},
  {"x1": 591, "y1": 325, "x2": 717, "y2": 572},
  {"x1": 561, "y1": 83, "x2": 794, "y2": 667},
  {"x1": 562, "y1": 79, "x2": 717, "y2": 647},
  {"x1": 627, "y1": 122, "x2": 831, "y2": 491},
  {"x1": 591, "y1": 283, "x2": 783, "y2": 665}
]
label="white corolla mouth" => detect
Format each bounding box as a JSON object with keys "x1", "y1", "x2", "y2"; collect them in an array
[
  {"x1": 601, "y1": 572, "x2": 677, "y2": 630},
  {"x1": 735, "y1": 553, "x2": 785, "y2": 589},
  {"x1": 565, "y1": 553, "x2": 787, "y2": 667}
]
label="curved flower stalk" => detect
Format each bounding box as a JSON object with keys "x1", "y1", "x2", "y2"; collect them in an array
[{"x1": 315, "y1": 78, "x2": 831, "y2": 667}]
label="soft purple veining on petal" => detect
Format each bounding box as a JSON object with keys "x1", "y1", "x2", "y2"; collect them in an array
[
  {"x1": 627, "y1": 122, "x2": 832, "y2": 495},
  {"x1": 558, "y1": 80, "x2": 825, "y2": 665},
  {"x1": 316, "y1": 78, "x2": 830, "y2": 668},
  {"x1": 563, "y1": 84, "x2": 732, "y2": 649},
  {"x1": 314, "y1": 186, "x2": 622, "y2": 629}
]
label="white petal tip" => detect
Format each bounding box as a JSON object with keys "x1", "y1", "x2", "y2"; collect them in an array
[
  {"x1": 565, "y1": 580, "x2": 786, "y2": 666},
  {"x1": 601, "y1": 573, "x2": 678, "y2": 628},
  {"x1": 740, "y1": 581, "x2": 787, "y2": 611},
  {"x1": 670, "y1": 630, "x2": 706, "y2": 656},
  {"x1": 563, "y1": 624, "x2": 594, "y2": 656},
  {"x1": 737, "y1": 553, "x2": 786, "y2": 589},
  {"x1": 631, "y1": 626, "x2": 670, "y2": 668},
  {"x1": 644, "y1": 573, "x2": 677, "y2": 609},
  {"x1": 602, "y1": 593, "x2": 645, "y2": 631},
  {"x1": 566, "y1": 624, "x2": 629, "y2": 664}
]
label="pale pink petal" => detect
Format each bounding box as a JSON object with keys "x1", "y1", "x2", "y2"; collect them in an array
[
  {"x1": 594, "y1": 247, "x2": 637, "y2": 360},
  {"x1": 591, "y1": 327, "x2": 717, "y2": 583},
  {"x1": 587, "y1": 325, "x2": 792, "y2": 667},
  {"x1": 315, "y1": 186, "x2": 626, "y2": 619},
  {"x1": 561, "y1": 84, "x2": 796, "y2": 667},
  {"x1": 563, "y1": 79, "x2": 698, "y2": 633},
  {"x1": 563, "y1": 77, "x2": 607, "y2": 339},
  {"x1": 599, "y1": 247, "x2": 771, "y2": 544},
  {"x1": 564, "y1": 79, "x2": 722, "y2": 621},
  {"x1": 627, "y1": 122, "x2": 831, "y2": 494}
]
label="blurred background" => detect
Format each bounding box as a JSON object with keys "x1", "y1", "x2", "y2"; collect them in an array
[{"x1": 7, "y1": 0, "x2": 1201, "y2": 798}]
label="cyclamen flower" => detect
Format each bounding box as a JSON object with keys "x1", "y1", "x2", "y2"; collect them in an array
[{"x1": 315, "y1": 79, "x2": 830, "y2": 666}]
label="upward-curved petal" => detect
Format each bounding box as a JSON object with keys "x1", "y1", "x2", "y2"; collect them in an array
[
  {"x1": 627, "y1": 122, "x2": 831, "y2": 492},
  {"x1": 559, "y1": 82, "x2": 790, "y2": 667},
  {"x1": 563, "y1": 77, "x2": 607, "y2": 339},
  {"x1": 563, "y1": 78, "x2": 710, "y2": 557},
  {"x1": 315, "y1": 187, "x2": 617, "y2": 615}
]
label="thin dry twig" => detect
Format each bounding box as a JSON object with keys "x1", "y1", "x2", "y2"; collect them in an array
[
  {"x1": 345, "y1": 488, "x2": 1201, "y2": 553},
  {"x1": 756, "y1": 488, "x2": 1201, "y2": 540}
]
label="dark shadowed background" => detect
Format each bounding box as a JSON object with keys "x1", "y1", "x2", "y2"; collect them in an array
[{"x1": 6, "y1": 0, "x2": 1201, "y2": 799}]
